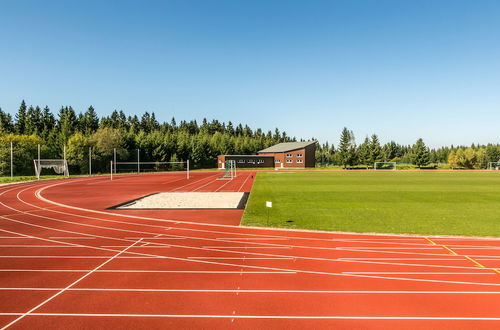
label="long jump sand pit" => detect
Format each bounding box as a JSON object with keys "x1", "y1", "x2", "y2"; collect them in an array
[{"x1": 115, "y1": 192, "x2": 249, "y2": 209}]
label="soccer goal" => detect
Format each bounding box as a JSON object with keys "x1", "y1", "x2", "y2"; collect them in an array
[
  {"x1": 218, "y1": 160, "x2": 236, "y2": 180},
  {"x1": 33, "y1": 159, "x2": 69, "y2": 179},
  {"x1": 374, "y1": 162, "x2": 397, "y2": 170},
  {"x1": 487, "y1": 162, "x2": 500, "y2": 170},
  {"x1": 112, "y1": 160, "x2": 190, "y2": 179}
]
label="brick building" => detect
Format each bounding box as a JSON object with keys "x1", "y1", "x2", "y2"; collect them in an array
[{"x1": 217, "y1": 141, "x2": 316, "y2": 169}]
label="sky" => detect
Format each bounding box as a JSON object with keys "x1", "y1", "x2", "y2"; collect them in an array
[{"x1": 1, "y1": 0, "x2": 499, "y2": 148}]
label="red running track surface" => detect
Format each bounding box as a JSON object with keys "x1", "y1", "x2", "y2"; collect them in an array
[{"x1": 0, "y1": 171, "x2": 500, "y2": 329}]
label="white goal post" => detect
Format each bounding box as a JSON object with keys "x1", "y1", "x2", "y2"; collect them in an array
[
  {"x1": 112, "y1": 160, "x2": 190, "y2": 179},
  {"x1": 487, "y1": 162, "x2": 500, "y2": 170},
  {"x1": 34, "y1": 159, "x2": 69, "y2": 179},
  {"x1": 374, "y1": 162, "x2": 397, "y2": 170},
  {"x1": 218, "y1": 160, "x2": 236, "y2": 180}
]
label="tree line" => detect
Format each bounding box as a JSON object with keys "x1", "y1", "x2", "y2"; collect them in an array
[
  {"x1": 316, "y1": 127, "x2": 500, "y2": 169},
  {"x1": 0, "y1": 101, "x2": 294, "y2": 175},
  {"x1": 1, "y1": 101, "x2": 499, "y2": 176}
]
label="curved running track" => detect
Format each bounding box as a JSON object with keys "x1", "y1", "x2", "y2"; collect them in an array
[{"x1": 0, "y1": 171, "x2": 500, "y2": 329}]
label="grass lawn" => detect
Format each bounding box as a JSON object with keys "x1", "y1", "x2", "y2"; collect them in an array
[{"x1": 242, "y1": 171, "x2": 500, "y2": 236}]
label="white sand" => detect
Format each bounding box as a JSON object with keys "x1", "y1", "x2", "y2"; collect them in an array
[{"x1": 117, "y1": 192, "x2": 247, "y2": 209}]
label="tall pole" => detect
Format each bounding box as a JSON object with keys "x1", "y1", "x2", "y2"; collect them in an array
[
  {"x1": 113, "y1": 148, "x2": 116, "y2": 174},
  {"x1": 110, "y1": 160, "x2": 113, "y2": 180},
  {"x1": 137, "y1": 149, "x2": 140, "y2": 174},
  {"x1": 89, "y1": 147, "x2": 92, "y2": 175},
  {"x1": 10, "y1": 142, "x2": 13, "y2": 180},
  {"x1": 187, "y1": 159, "x2": 190, "y2": 179}
]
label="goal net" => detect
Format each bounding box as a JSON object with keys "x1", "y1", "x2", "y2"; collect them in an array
[
  {"x1": 374, "y1": 162, "x2": 397, "y2": 170},
  {"x1": 218, "y1": 160, "x2": 236, "y2": 180},
  {"x1": 33, "y1": 159, "x2": 69, "y2": 179},
  {"x1": 487, "y1": 162, "x2": 500, "y2": 170},
  {"x1": 113, "y1": 161, "x2": 190, "y2": 179}
]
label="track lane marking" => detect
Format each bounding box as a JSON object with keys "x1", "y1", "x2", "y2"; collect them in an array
[{"x1": 0, "y1": 238, "x2": 143, "y2": 330}]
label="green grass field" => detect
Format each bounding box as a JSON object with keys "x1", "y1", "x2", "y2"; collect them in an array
[{"x1": 242, "y1": 171, "x2": 500, "y2": 236}]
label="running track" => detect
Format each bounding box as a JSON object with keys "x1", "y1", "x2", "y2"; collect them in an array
[{"x1": 0, "y1": 171, "x2": 500, "y2": 329}]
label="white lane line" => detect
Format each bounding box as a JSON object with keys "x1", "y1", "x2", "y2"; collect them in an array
[
  {"x1": 188, "y1": 257, "x2": 294, "y2": 260},
  {"x1": 0, "y1": 245, "x2": 78, "y2": 248},
  {"x1": 336, "y1": 247, "x2": 443, "y2": 250},
  {"x1": 237, "y1": 172, "x2": 252, "y2": 192},
  {"x1": 216, "y1": 237, "x2": 288, "y2": 241},
  {"x1": 124, "y1": 237, "x2": 185, "y2": 240},
  {"x1": 3, "y1": 288, "x2": 500, "y2": 294},
  {"x1": 1, "y1": 313, "x2": 500, "y2": 320},
  {"x1": 101, "y1": 245, "x2": 171, "y2": 248},
  {"x1": 0, "y1": 256, "x2": 161, "y2": 259},
  {"x1": 0, "y1": 269, "x2": 294, "y2": 274},
  {"x1": 202, "y1": 246, "x2": 292, "y2": 249},
  {"x1": 0, "y1": 238, "x2": 143, "y2": 330},
  {"x1": 338, "y1": 258, "x2": 477, "y2": 260},
  {"x1": 49, "y1": 237, "x2": 96, "y2": 240},
  {"x1": 342, "y1": 272, "x2": 495, "y2": 275}
]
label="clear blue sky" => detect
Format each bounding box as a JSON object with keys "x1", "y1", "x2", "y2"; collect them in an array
[{"x1": 1, "y1": 0, "x2": 499, "y2": 148}]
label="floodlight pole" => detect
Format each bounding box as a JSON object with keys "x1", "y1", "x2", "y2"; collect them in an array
[
  {"x1": 187, "y1": 160, "x2": 190, "y2": 179},
  {"x1": 10, "y1": 142, "x2": 13, "y2": 180},
  {"x1": 114, "y1": 148, "x2": 116, "y2": 174},
  {"x1": 110, "y1": 161, "x2": 113, "y2": 180},
  {"x1": 137, "y1": 149, "x2": 140, "y2": 174}
]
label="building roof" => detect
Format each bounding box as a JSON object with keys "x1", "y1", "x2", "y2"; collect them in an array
[{"x1": 258, "y1": 141, "x2": 316, "y2": 153}]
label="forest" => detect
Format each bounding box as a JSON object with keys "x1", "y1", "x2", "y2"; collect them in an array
[{"x1": 1, "y1": 101, "x2": 499, "y2": 175}]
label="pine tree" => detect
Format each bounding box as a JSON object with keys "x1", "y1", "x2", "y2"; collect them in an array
[
  {"x1": 411, "y1": 138, "x2": 430, "y2": 168},
  {"x1": 338, "y1": 127, "x2": 356, "y2": 169},
  {"x1": 369, "y1": 134, "x2": 382, "y2": 164},
  {"x1": 83, "y1": 106, "x2": 99, "y2": 135},
  {"x1": 15, "y1": 100, "x2": 27, "y2": 134}
]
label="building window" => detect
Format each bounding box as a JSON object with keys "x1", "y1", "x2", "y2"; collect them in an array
[
  {"x1": 286, "y1": 154, "x2": 292, "y2": 157},
  {"x1": 286, "y1": 159, "x2": 292, "y2": 163},
  {"x1": 297, "y1": 154, "x2": 303, "y2": 157},
  {"x1": 275, "y1": 160, "x2": 281, "y2": 163},
  {"x1": 297, "y1": 159, "x2": 303, "y2": 163},
  {"x1": 238, "y1": 159, "x2": 245, "y2": 164}
]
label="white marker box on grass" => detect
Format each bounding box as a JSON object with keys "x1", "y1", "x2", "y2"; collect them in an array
[{"x1": 266, "y1": 201, "x2": 272, "y2": 208}]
